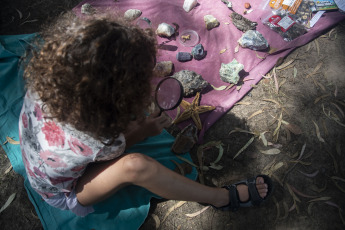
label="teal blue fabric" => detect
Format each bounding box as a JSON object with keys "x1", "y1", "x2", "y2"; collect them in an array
[{"x1": 0, "y1": 34, "x2": 198, "y2": 230}]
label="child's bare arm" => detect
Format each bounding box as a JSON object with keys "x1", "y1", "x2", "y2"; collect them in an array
[{"x1": 124, "y1": 110, "x2": 171, "y2": 149}]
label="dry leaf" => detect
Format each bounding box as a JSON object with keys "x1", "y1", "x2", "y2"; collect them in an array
[
  {"x1": 297, "y1": 169, "x2": 319, "y2": 178},
  {"x1": 255, "y1": 51, "x2": 265, "y2": 59},
  {"x1": 236, "y1": 85, "x2": 242, "y2": 91},
  {"x1": 260, "y1": 148, "x2": 281, "y2": 155},
  {"x1": 224, "y1": 22, "x2": 230, "y2": 25},
  {"x1": 310, "y1": 182, "x2": 327, "y2": 193},
  {"x1": 331, "y1": 102, "x2": 345, "y2": 118},
  {"x1": 263, "y1": 98, "x2": 282, "y2": 107},
  {"x1": 282, "y1": 121, "x2": 302, "y2": 135},
  {"x1": 260, "y1": 132, "x2": 268, "y2": 146},
  {"x1": 162, "y1": 201, "x2": 186, "y2": 223},
  {"x1": 276, "y1": 59, "x2": 295, "y2": 70},
  {"x1": 185, "y1": 206, "x2": 210, "y2": 218},
  {"x1": 211, "y1": 85, "x2": 227, "y2": 91},
  {"x1": 235, "y1": 102, "x2": 251, "y2": 106},
  {"x1": 248, "y1": 109, "x2": 263, "y2": 120},
  {"x1": 312, "y1": 120, "x2": 325, "y2": 143},
  {"x1": 273, "y1": 68, "x2": 279, "y2": 94},
  {"x1": 306, "y1": 62, "x2": 323, "y2": 78},
  {"x1": 0, "y1": 193, "x2": 16, "y2": 213},
  {"x1": 314, "y1": 94, "x2": 330, "y2": 104},
  {"x1": 308, "y1": 197, "x2": 331, "y2": 203},
  {"x1": 5, "y1": 137, "x2": 20, "y2": 145},
  {"x1": 4, "y1": 165, "x2": 12, "y2": 175},
  {"x1": 150, "y1": 214, "x2": 160, "y2": 229},
  {"x1": 314, "y1": 39, "x2": 320, "y2": 56},
  {"x1": 220, "y1": 48, "x2": 227, "y2": 54},
  {"x1": 233, "y1": 136, "x2": 255, "y2": 159},
  {"x1": 234, "y1": 44, "x2": 239, "y2": 53},
  {"x1": 290, "y1": 185, "x2": 317, "y2": 198}
]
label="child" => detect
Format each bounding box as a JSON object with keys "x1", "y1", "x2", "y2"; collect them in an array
[{"x1": 19, "y1": 13, "x2": 272, "y2": 217}]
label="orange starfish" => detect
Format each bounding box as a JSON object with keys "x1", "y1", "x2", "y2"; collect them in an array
[{"x1": 173, "y1": 92, "x2": 215, "y2": 130}]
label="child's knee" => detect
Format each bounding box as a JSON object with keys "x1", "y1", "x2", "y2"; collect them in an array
[{"x1": 122, "y1": 153, "x2": 158, "y2": 181}]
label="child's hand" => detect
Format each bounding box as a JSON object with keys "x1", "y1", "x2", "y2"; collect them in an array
[{"x1": 124, "y1": 110, "x2": 171, "y2": 149}]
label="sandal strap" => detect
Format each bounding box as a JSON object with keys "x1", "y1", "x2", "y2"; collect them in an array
[
  {"x1": 224, "y1": 184, "x2": 240, "y2": 211},
  {"x1": 246, "y1": 177, "x2": 263, "y2": 206}
]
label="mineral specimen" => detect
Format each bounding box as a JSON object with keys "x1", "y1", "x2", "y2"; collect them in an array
[
  {"x1": 191, "y1": 44, "x2": 206, "y2": 60},
  {"x1": 238, "y1": 30, "x2": 269, "y2": 51},
  {"x1": 204, "y1": 15, "x2": 220, "y2": 30},
  {"x1": 156, "y1": 23, "x2": 176, "y2": 38},
  {"x1": 81, "y1": 3, "x2": 96, "y2": 15},
  {"x1": 219, "y1": 59, "x2": 244, "y2": 84},
  {"x1": 221, "y1": 0, "x2": 232, "y2": 9},
  {"x1": 124, "y1": 9, "x2": 142, "y2": 21},
  {"x1": 171, "y1": 124, "x2": 198, "y2": 154},
  {"x1": 183, "y1": 0, "x2": 198, "y2": 12},
  {"x1": 176, "y1": 52, "x2": 193, "y2": 62},
  {"x1": 153, "y1": 61, "x2": 174, "y2": 77},
  {"x1": 171, "y1": 70, "x2": 209, "y2": 97},
  {"x1": 230, "y1": 12, "x2": 257, "y2": 32}
]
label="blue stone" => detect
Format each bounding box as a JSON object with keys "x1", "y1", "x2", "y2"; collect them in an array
[
  {"x1": 176, "y1": 52, "x2": 193, "y2": 62},
  {"x1": 191, "y1": 44, "x2": 206, "y2": 60}
]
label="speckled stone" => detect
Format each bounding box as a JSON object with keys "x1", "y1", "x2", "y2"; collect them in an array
[{"x1": 171, "y1": 70, "x2": 209, "y2": 97}]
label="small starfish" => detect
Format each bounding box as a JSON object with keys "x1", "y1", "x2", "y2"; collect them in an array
[{"x1": 173, "y1": 92, "x2": 216, "y2": 130}]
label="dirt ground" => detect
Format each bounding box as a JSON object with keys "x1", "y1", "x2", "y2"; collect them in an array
[{"x1": 1, "y1": 1, "x2": 345, "y2": 230}]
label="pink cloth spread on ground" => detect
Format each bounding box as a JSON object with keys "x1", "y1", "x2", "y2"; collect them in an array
[{"x1": 73, "y1": 0, "x2": 345, "y2": 142}]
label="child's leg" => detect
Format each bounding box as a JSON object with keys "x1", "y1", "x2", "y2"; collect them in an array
[{"x1": 75, "y1": 153, "x2": 268, "y2": 207}]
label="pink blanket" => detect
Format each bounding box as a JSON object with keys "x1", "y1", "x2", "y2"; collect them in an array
[{"x1": 73, "y1": 0, "x2": 345, "y2": 142}]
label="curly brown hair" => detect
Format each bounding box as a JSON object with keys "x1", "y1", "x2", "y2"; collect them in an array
[{"x1": 25, "y1": 13, "x2": 157, "y2": 142}]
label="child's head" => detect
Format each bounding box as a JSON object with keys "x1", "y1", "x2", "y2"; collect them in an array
[{"x1": 25, "y1": 13, "x2": 157, "y2": 141}]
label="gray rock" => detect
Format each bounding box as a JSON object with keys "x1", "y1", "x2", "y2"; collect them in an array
[
  {"x1": 176, "y1": 52, "x2": 193, "y2": 62},
  {"x1": 191, "y1": 44, "x2": 206, "y2": 60},
  {"x1": 81, "y1": 3, "x2": 95, "y2": 15},
  {"x1": 154, "y1": 61, "x2": 174, "y2": 77},
  {"x1": 238, "y1": 30, "x2": 269, "y2": 51},
  {"x1": 219, "y1": 59, "x2": 244, "y2": 84},
  {"x1": 171, "y1": 70, "x2": 209, "y2": 97},
  {"x1": 124, "y1": 9, "x2": 142, "y2": 21}
]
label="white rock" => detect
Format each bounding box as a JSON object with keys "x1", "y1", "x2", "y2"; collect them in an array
[
  {"x1": 124, "y1": 9, "x2": 142, "y2": 21},
  {"x1": 183, "y1": 0, "x2": 198, "y2": 12},
  {"x1": 204, "y1": 15, "x2": 219, "y2": 30},
  {"x1": 156, "y1": 23, "x2": 175, "y2": 38}
]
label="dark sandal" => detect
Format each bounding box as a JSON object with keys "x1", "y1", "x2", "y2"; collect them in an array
[{"x1": 213, "y1": 174, "x2": 273, "y2": 212}]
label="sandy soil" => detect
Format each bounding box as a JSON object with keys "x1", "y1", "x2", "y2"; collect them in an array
[{"x1": 1, "y1": 1, "x2": 345, "y2": 230}]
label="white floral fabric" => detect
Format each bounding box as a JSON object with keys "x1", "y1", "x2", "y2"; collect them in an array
[{"x1": 19, "y1": 90, "x2": 126, "y2": 199}]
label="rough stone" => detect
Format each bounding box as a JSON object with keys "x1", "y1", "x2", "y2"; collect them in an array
[
  {"x1": 156, "y1": 23, "x2": 175, "y2": 38},
  {"x1": 230, "y1": 12, "x2": 257, "y2": 32},
  {"x1": 219, "y1": 59, "x2": 244, "y2": 84},
  {"x1": 124, "y1": 9, "x2": 142, "y2": 21},
  {"x1": 171, "y1": 70, "x2": 209, "y2": 97},
  {"x1": 238, "y1": 30, "x2": 269, "y2": 51},
  {"x1": 191, "y1": 44, "x2": 206, "y2": 60},
  {"x1": 204, "y1": 15, "x2": 220, "y2": 30},
  {"x1": 153, "y1": 61, "x2": 174, "y2": 77},
  {"x1": 171, "y1": 124, "x2": 198, "y2": 154},
  {"x1": 176, "y1": 52, "x2": 193, "y2": 62},
  {"x1": 183, "y1": 0, "x2": 198, "y2": 12},
  {"x1": 81, "y1": 3, "x2": 96, "y2": 15}
]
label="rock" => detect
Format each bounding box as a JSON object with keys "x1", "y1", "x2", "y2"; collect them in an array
[
  {"x1": 230, "y1": 12, "x2": 257, "y2": 32},
  {"x1": 171, "y1": 70, "x2": 209, "y2": 97},
  {"x1": 238, "y1": 30, "x2": 269, "y2": 51},
  {"x1": 221, "y1": 0, "x2": 232, "y2": 9},
  {"x1": 153, "y1": 61, "x2": 174, "y2": 77},
  {"x1": 191, "y1": 44, "x2": 206, "y2": 60},
  {"x1": 204, "y1": 15, "x2": 220, "y2": 30},
  {"x1": 176, "y1": 52, "x2": 193, "y2": 62},
  {"x1": 171, "y1": 124, "x2": 198, "y2": 154},
  {"x1": 183, "y1": 0, "x2": 198, "y2": 12},
  {"x1": 81, "y1": 3, "x2": 96, "y2": 15},
  {"x1": 156, "y1": 23, "x2": 175, "y2": 38},
  {"x1": 124, "y1": 9, "x2": 142, "y2": 21},
  {"x1": 219, "y1": 59, "x2": 244, "y2": 84}
]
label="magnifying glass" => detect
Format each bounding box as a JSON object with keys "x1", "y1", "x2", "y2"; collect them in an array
[{"x1": 155, "y1": 77, "x2": 184, "y2": 115}]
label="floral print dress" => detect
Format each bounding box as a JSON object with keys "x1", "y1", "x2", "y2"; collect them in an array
[{"x1": 19, "y1": 90, "x2": 126, "y2": 199}]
